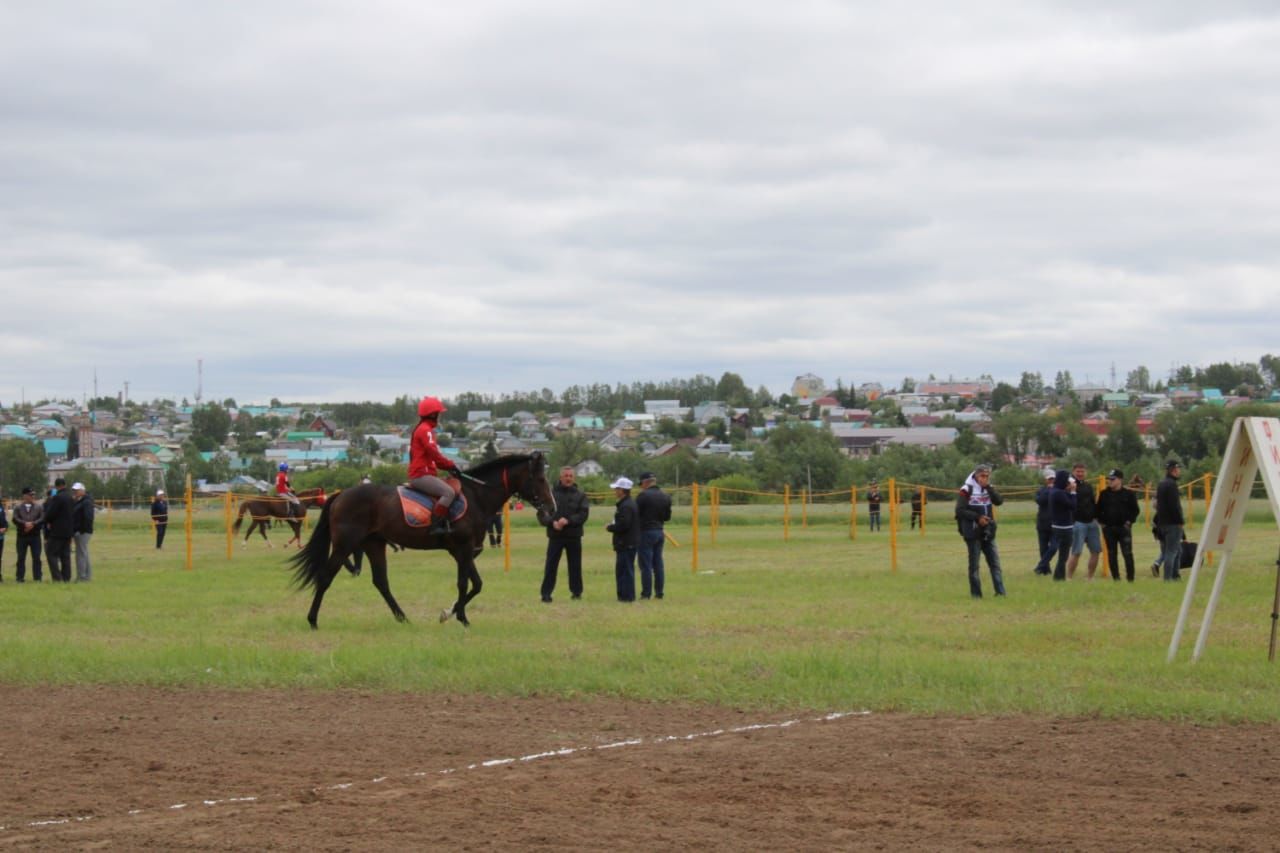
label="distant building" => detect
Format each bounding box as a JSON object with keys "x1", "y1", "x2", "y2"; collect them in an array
[{"x1": 791, "y1": 373, "x2": 826, "y2": 401}]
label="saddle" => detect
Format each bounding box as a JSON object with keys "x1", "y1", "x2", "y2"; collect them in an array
[{"x1": 397, "y1": 482, "x2": 468, "y2": 528}]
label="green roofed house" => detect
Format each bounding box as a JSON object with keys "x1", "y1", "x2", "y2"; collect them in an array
[{"x1": 1201, "y1": 388, "x2": 1225, "y2": 406}]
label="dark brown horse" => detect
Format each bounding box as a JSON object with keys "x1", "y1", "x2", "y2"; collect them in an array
[
  {"x1": 289, "y1": 453, "x2": 555, "y2": 629},
  {"x1": 233, "y1": 487, "x2": 327, "y2": 548}
]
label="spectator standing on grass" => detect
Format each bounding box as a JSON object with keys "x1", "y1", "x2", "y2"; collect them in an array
[
  {"x1": 43, "y1": 478, "x2": 74, "y2": 583},
  {"x1": 540, "y1": 467, "x2": 589, "y2": 602},
  {"x1": 0, "y1": 492, "x2": 8, "y2": 581},
  {"x1": 635, "y1": 472, "x2": 672, "y2": 600},
  {"x1": 13, "y1": 487, "x2": 43, "y2": 581},
  {"x1": 151, "y1": 490, "x2": 169, "y2": 549},
  {"x1": 70, "y1": 482, "x2": 95, "y2": 582},
  {"x1": 910, "y1": 488, "x2": 924, "y2": 530},
  {"x1": 867, "y1": 481, "x2": 882, "y2": 531},
  {"x1": 1096, "y1": 469, "x2": 1140, "y2": 582},
  {"x1": 486, "y1": 509, "x2": 503, "y2": 548},
  {"x1": 1065, "y1": 462, "x2": 1102, "y2": 579},
  {"x1": 1155, "y1": 459, "x2": 1185, "y2": 582},
  {"x1": 606, "y1": 476, "x2": 640, "y2": 602},
  {"x1": 954, "y1": 464, "x2": 1005, "y2": 598},
  {"x1": 1049, "y1": 470, "x2": 1078, "y2": 582},
  {"x1": 1032, "y1": 468, "x2": 1056, "y2": 576}
]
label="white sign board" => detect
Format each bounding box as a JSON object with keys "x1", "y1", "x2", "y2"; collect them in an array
[{"x1": 1168, "y1": 417, "x2": 1280, "y2": 662}]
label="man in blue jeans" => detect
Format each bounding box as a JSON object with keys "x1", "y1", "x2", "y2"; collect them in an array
[
  {"x1": 605, "y1": 477, "x2": 639, "y2": 602},
  {"x1": 954, "y1": 464, "x2": 1006, "y2": 598},
  {"x1": 635, "y1": 472, "x2": 672, "y2": 600},
  {"x1": 1155, "y1": 459, "x2": 1185, "y2": 581}
]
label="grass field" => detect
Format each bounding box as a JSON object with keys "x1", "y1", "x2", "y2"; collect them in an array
[{"x1": 1, "y1": 499, "x2": 1277, "y2": 721}]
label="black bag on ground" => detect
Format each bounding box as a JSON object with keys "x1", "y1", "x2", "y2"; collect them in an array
[{"x1": 1181, "y1": 540, "x2": 1198, "y2": 567}]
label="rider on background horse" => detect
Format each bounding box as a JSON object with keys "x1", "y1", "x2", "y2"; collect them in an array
[
  {"x1": 409, "y1": 396, "x2": 460, "y2": 532},
  {"x1": 276, "y1": 462, "x2": 302, "y2": 517}
]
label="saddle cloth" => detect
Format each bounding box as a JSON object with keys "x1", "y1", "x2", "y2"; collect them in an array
[{"x1": 397, "y1": 485, "x2": 468, "y2": 528}]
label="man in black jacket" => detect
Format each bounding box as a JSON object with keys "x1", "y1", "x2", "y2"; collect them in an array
[
  {"x1": 150, "y1": 490, "x2": 169, "y2": 549},
  {"x1": 13, "y1": 487, "x2": 44, "y2": 581},
  {"x1": 635, "y1": 472, "x2": 672, "y2": 600},
  {"x1": 71, "y1": 482, "x2": 95, "y2": 582},
  {"x1": 1065, "y1": 463, "x2": 1102, "y2": 579},
  {"x1": 1155, "y1": 459, "x2": 1185, "y2": 581},
  {"x1": 43, "y1": 478, "x2": 74, "y2": 583},
  {"x1": 606, "y1": 476, "x2": 640, "y2": 602},
  {"x1": 1096, "y1": 469, "x2": 1140, "y2": 582},
  {"x1": 540, "y1": 466, "x2": 590, "y2": 602}
]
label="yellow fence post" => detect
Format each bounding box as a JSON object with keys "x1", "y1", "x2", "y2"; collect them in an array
[
  {"x1": 184, "y1": 474, "x2": 194, "y2": 571},
  {"x1": 850, "y1": 485, "x2": 858, "y2": 541},
  {"x1": 1143, "y1": 483, "x2": 1151, "y2": 526},
  {"x1": 921, "y1": 489, "x2": 927, "y2": 535},
  {"x1": 225, "y1": 492, "x2": 233, "y2": 560},
  {"x1": 691, "y1": 482, "x2": 699, "y2": 573},
  {"x1": 889, "y1": 478, "x2": 898, "y2": 573},
  {"x1": 783, "y1": 485, "x2": 791, "y2": 542},
  {"x1": 1185, "y1": 482, "x2": 1195, "y2": 525}
]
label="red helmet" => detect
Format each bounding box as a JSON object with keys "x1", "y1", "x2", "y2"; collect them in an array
[{"x1": 417, "y1": 396, "x2": 447, "y2": 418}]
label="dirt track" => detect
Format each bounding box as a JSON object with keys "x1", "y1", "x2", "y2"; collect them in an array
[{"x1": 1, "y1": 686, "x2": 1276, "y2": 850}]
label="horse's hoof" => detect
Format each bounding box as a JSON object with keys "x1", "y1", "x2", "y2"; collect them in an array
[
  {"x1": 439, "y1": 608, "x2": 453, "y2": 623},
  {"x1": 395, "y1": 612, "x2": 408, "y2": 623},
  {"x1": 308, "y1": 621, "x2": 318, "y2": 631}
]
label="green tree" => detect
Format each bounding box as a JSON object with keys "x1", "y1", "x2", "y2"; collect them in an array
[
  {"x1": 0, "y1": 439, "x2": 48, "y2": 494},
  {"x1": 191, "y1": 404, "x2": 232, "y2": 451},
  {"x1": 1018, "y1": 371, "x2": 1044, "y2": 396},
  {"x1": 1124, "y1": 365, "x2": 1151, "y2": 392},
  {"x1": 992, "y1": 410, "x2": 1038, "y2": 465},
  {"x1": 1103, "y1": 407, "x2": 1146, "y2": 465},
  {"x1": 1054, "y1": 370, "x2": 1074, "y2": 394},
  {"x1": 548, "y1": 432, "x2": 597, "y2": 471},
  {"x1": 751, "y1": 423, "x2": 847, "y2": 490},
  {"x1": 990, "y1": 382, "x2": 1018, "y2": 411},
  {"x1": 715, "y1": 371, "x2": 752, "y2": 407}
]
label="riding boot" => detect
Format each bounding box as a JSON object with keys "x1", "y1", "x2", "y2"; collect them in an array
[{"x1": 428, "y1": 502, "x2": 451, "y2": 534}]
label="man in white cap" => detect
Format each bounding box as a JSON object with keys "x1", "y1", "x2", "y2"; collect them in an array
[
  {"x1": 605, "y1": 476, "x2": 639, "y2": 602},
  {"x1": 1032, "y1": 467, "x2": 1056, "y2": 576},
  {"x1": 150, "y1": 489, "x2": 169, "y2": 550},
  {"x1": 70, "y1": 482, "x2": 95, "y2": 582}
]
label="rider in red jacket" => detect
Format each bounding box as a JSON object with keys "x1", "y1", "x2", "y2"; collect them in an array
[
  {"x1": 275, "y1": 462, "x2": 301, "y2": 516},
  {"x1": 408, "y1": 396, "x2": 459, "y2": 530}
]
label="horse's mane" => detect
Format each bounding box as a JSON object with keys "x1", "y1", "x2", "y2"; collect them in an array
[{"x1": 464, "y1": 453, "x2": 541, "y2": 479}]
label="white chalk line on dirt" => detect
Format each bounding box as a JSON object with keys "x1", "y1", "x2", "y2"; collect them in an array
[{"x1": 1, "y1": 709, "x2": 869, "y2": 834}]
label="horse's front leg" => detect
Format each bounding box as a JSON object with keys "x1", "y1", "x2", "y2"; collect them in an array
[{"x1": 446, "y1": 546, "x2": 482, "y2": 627}]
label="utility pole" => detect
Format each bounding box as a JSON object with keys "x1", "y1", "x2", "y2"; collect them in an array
[{"x1": 195, "y1": 358, "x2": 203, "y2": 407}]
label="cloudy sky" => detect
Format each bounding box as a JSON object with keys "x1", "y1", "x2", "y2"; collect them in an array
[{"x1": 3, "y1": 1, "x2": 1278, "y2": 407}]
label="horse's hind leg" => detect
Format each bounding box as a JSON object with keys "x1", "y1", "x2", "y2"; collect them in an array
[
  {"x1": 306, "y1": 553, "x2": 349, "y2": 630},
  {"x1": 365, "y1": 541, "x2": 407, "y2": 623}
]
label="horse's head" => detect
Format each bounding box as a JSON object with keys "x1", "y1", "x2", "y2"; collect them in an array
[{"x1": 517, "y1": 452, "x2": 556, "y2": 526}]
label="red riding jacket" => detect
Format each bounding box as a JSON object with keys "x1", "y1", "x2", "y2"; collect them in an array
[{"x1": 408, "y1": 420, "x2": 454, "y2": 479}]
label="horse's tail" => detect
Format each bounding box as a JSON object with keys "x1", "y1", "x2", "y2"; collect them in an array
[
  {"x1": 232, "y1": 499, "x2": 252, "y2": 535},
  {"x1": 289, "y1": 495, "x2": 334, "y2": 590}
]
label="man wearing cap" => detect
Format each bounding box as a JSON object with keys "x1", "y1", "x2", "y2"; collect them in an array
[
  {"x1": 635, "y1": 472, "x2": 672, "y2": 600},
  {"x1": 1096, "y1": 469, "x2": 1140, "y2": 582},
  {"x1": 1065, "y1": 462, "x2": 1102, "y2": 579},
  {"x1": 150, "y1": 489, "x2": 169, "y2": 549},
  {"x1": 954, "y1": 464, "x2": 1005, "y2": 598},
  {"x1": 605, "y1": 476, "x2": 640, "y2": 602},
  {"x1": 540, "y1": 467, "x2": 589, "y2": 602},
  {"x1": 13, "y1": 487, "x2": 44, "y2": 581},
  {"x1": 1155, "y1": 460, "x2": 1186, "y2": 581},
  {"x1": 866, "y1": 480, "x2": 882, "y2": 531},
  {"x1": 42, "y1": 478, "x2": 74, "y2": 582},
  {"x1": 1031, "y1": 468, "x2": 1056, "y2": 576},
  {"x1": 70, "y1": 482, "x2": 95, "y2": 582}
]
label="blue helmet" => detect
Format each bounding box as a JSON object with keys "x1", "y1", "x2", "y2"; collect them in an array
[{"x1": 278, "y1": 462, "x2": 289, "y2": 472}]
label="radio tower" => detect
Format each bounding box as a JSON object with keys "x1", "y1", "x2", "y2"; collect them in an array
[
  {"x1": 1110, "y1": 361, "x2": 1116, "y2": 391},
  {"x1": 195, "y1": 358, "x2": 203, "y2": 407}
]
